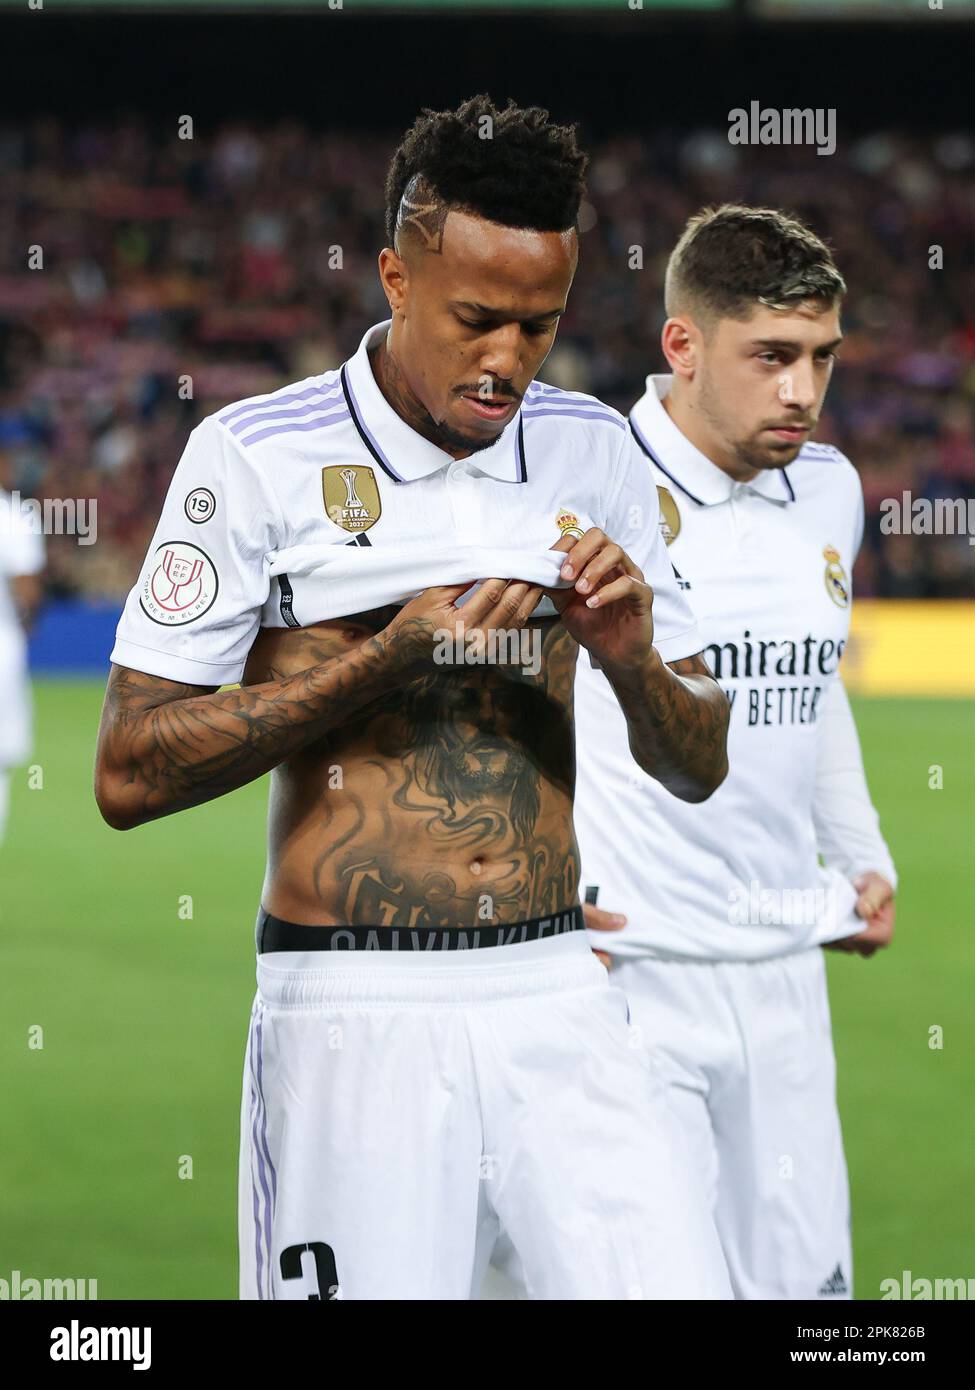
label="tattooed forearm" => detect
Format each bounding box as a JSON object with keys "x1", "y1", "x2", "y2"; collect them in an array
[
  {"x1": 601, "y1": 650, "x2": 729, "y2": 803},
  {"x1": 93, "y1": 635, "x2": 411, "y2": 830}
]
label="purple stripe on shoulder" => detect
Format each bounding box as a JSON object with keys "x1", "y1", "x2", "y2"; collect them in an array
[
  {"x1": 227, "y1": 396, "x2": 346, "y2": 438},
  {"x1": 240, "y1": 409, "x2": 351, "y2": 448},
  {"x1": 522, "y1": 407, "x2": 625, "y2": 429},
  {"x1": 525, "y1": 383, "x2": 605, "y2": 407},
  {"x1": 219, "y1": 381, "x2": 340, "y2": 426}
]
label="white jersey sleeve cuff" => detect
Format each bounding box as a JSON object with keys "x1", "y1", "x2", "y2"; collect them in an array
[
  {"x1": 651, "y1": 622, "x2": 704, "y2": 666},
  {"x1": 109, "y1": 637, "x2": 243, "y2": 688}
]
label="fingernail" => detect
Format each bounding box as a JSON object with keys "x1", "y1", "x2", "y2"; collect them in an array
[
  {"x1": 576, "y1": 578, "x2": 590, "y2": 593},
  {"x1": 561, "y1": 563, "x2": 574, "y2": 579},
  {"x1": 612, "y1": 915, "x2": 626, "y2": 926},
  {"x1": 586, "y1": 595, "x2": 599, "y2": 607}
]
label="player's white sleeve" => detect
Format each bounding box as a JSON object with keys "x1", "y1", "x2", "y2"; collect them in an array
[
  {"x1": 852, "y1": 472, "x2": 865, "y2": 560},
  {"x1": 0, "y1": 493, "x2": 45, "y2": 577},
  {"x1": 813, "y1": 676, "x2": 898, "y2": 891},
  {"x1": 110, "y1": 415, "x2": 285, "y2": 687},
  {"x1": 603, "y1": 429, "x2": 701, "y2": 665}
]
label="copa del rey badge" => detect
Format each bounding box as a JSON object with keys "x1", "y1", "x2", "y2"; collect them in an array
[{"x1": 140, "y1": 540, "x2": 218, "y2": 626}]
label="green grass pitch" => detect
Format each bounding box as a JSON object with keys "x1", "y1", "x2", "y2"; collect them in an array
[{"x1": 1, "y1": 680, "x2": 972, "y2": 1299}]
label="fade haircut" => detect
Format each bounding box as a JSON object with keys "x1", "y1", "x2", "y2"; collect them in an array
[
  {"x1": 665, "y1": 205, "x2": 846, "y2": 329},
  {"x1": 384, "y1": 94, "x2": 589, "y2": 255}
]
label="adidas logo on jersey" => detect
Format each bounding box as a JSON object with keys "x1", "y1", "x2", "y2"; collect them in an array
[{"x1": 818, "y1": 1263, "x2": 848, "y2": 1296}]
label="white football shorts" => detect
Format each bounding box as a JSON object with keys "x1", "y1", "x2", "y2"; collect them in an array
[
  {"x1": 609, "y1": 944, "x2": 853, "y2": 1300},
  {"x1": 239, "y1": 920, "x2": 731, "y2": 1301}
]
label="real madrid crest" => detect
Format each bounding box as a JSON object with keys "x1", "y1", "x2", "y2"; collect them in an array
[
  {"x1": 555, "y1": 506, "x2": 586, "y2": 540},
  {"x1": 656, "y1": 486, "x2": 681, "y2": 546},
  {"x1": 823, "y1": 544, "x2": 849, "y2": 607},
  {"x1": 323, "y1": 465, "x2": 382, "y2": 533}
]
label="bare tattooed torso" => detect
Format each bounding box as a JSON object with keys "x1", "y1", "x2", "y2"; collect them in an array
[{"x1": 242, "y1": 611, "x2": 581, "y2": 927}]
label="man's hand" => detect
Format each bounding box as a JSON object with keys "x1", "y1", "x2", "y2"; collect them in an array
[
  {"x1": 543, "y1": 532, "x2": 728, "y2": 802},
  {"x1": 582, "y1": 900, "x2": 627, "y2": 970},
  {"x1": 381, "y1": 577, "x2": 544, "y2": 673},
  {"x1": 544, "y1": 530, "x2": 654, "y2": 672},
  {"x1": 824, "y1": 871, "x2": 896, "y2": 958}
]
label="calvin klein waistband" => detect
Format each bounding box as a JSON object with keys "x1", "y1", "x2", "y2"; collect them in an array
[{"x1": 255, "y1": 905, "x2": 586, "y2": 952}]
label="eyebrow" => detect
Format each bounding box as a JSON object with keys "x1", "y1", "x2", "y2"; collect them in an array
[
  {"x1": 451, "y1": 300, "x2": 565, "y2": 322},
  {"x1": 749, "y1": 336, "x2": 844, "y2": 352}
]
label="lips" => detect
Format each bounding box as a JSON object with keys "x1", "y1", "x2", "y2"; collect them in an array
[{"x1": 461, "y1": 394, "x2": 517, "y2": 422}]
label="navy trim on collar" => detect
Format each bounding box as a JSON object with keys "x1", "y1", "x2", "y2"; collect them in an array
[
  {"x1": 340, "y1": 363, "x2": 402, "y2": 481},
  {"x1": 342, "y1": 360, "x2": 528, "y2": 484},
  {"x1": 629, "y1": 417, "x2": 707, "y2": 507},
  {"x1": 515, "y1": 414, "x2": 527, "y2": 482},
  {"x1": 632, "y1": 416, "x2": 797, "y2": 506}
]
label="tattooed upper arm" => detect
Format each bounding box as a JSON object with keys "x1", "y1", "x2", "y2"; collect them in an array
[
  {"x1": 97, "y1": 664, "x2": 217, "y2": 768},
  {"x1": 667, "y1": 651, "x2": 718, "y2": 681},
  {"x1": 102, "y1": 664, "x2": 217, "y2": 721}
]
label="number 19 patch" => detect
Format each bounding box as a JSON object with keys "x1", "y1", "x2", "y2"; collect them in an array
[{"x1": 185, "y1": 488, "x2": 216, "y2": 524}]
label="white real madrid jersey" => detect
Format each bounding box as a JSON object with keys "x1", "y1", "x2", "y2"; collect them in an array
[
  {"x1": 574, "y1": 374, "x2": 875, "y2": 961},
  {"x1": 111, "y1": 322, "x2": 701, "y2": 687}
]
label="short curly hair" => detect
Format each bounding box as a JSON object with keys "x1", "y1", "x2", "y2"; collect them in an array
[
  {"x1": 665, "y1": 204, "x2": 846, "y2": 324},
  {"x1": 384, "y1": 94, "x2": 589, "y2": 248}
]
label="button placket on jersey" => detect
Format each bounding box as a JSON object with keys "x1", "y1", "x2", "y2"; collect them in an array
[
  {"x1": 445, "y1": 462, "x2": 479, "y2": 543},
  {"x1": 726, "y1": 484, "x2": 747, "y2": 554}
]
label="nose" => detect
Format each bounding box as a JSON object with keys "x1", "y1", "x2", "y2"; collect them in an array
[
  {"x1": 479, "y1": 323, "x2": 523, "y2": 387},
  {"x1": 780, "y1": 360, "x2": 818, "y2": 413}
]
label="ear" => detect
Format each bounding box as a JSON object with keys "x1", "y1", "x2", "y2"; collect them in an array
[
  {"x1": 378, "y1": 246, "x2": 409, "y2": 315},
  {"x1": 661, "y1": 315, "x2": 700, "y2": 381}
]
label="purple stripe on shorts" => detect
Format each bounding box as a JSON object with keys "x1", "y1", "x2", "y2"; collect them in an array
[
  {"x1": 239, "y1": 409, "x2": 351, "y2": 448},
  {"x1": 248, "y1": 1060, "x2": 265, "y2": 1299},
  {"x1": 226, "y1": 393, "x2": 345, "y2": 437},
  {"x1": 255, "y1": 1010, "x2": 278, "y2": 1252},
  {"x1": 219, "y1": 382, "x2": 340, "y2": 426},
  {"x1": 249, "y1": 1014, "x2": 275, "y2": 1299},
  {"x1": 522, "y1": 407, "x2": 625, "y2": 429}
]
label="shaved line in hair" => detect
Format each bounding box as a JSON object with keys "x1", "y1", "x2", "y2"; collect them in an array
[{"x1": 394, "y1": 174, "x2": 450, "y2": 255}]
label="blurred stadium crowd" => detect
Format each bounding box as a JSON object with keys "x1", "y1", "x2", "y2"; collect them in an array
[{"x1": 1, "y1": 115, "x2": 974, "y2": 602}]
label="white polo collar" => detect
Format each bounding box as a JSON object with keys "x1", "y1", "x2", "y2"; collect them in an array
[
  {"x1": 340, "y1": 319, "x2": 527, "y2": 484},
  {"x1": 629, "y1": 374, "x2": 796, "y2": 507}
]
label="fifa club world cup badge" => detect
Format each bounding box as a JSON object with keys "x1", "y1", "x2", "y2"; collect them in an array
[
  {"x1": 323, "y1": 465, "x2": 382, "y2": 533},
  {"x1": 140, "y1": 540, "x2": 218, "y2": 625},
  {"x1": 656, "y1": 486, "x2": 681, "y2": 546},
  {"x1": 823, "y1": 544, "x2": 850, "y2": 607},
  {"x1": 555, "y1": 506, "x2": 586, "y2": 540}
]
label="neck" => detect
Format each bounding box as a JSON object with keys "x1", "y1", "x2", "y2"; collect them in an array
[
  {"x1": 661, "y1": 380, "x2": 758, "y2": 483},
  {"x1": 369, "y1": 332, "x2": 470, "y2": 460}
]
